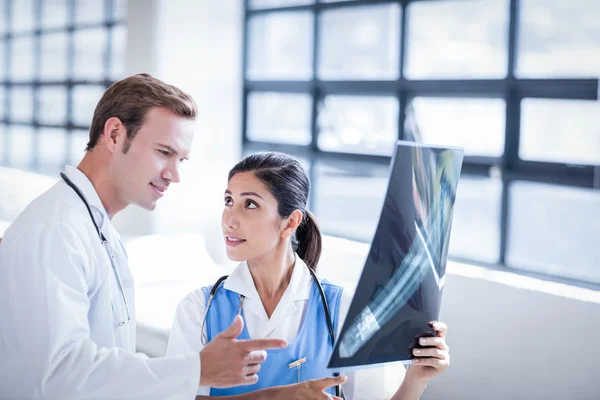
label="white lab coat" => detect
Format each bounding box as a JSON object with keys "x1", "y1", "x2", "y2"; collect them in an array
[
  {"x1": 0, "y1": 166, "x2": 199, "y2": 400},
  {"x1": 166, "y1": 257, "x2": 405, "y2": 399}
]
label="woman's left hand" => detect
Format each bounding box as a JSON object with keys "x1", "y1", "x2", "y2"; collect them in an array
[{"x1": 406, "y1": 321, "x2": 450, "y2": 384}]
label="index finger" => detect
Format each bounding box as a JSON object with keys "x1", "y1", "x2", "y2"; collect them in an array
[
  {"x1": 429, "y1": 321, "x2": 447, "y2": 338},
  {"x1": 313, "y1": 375, "x2": 347, "y2": 390},
  {"x1": 240, "y1": 338, "x2": 287, "y2": 352}
]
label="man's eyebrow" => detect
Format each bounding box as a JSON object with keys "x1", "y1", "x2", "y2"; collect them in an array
[{"x1": 157, "y1": 143, "x2": 189, "y2": 160}]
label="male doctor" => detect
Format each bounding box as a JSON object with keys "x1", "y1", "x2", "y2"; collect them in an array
[{"x1": 0, "y1": 73, "x2": 287, "y2": 399}]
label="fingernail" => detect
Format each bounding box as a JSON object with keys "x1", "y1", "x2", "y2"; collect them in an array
[
  {"x1": 413, "y1": 359, "x2": 420, "y2": 364},
  {"x1": 420, "y1": 338, "x2": 427, "y2": 345},
  {"x1": 413, "y1": 349, "x2": 421, "y2": 355}
]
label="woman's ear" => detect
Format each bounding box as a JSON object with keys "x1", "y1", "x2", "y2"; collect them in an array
[{"x1": 281, "y1": 209, "x2": 303, "y2": 239}]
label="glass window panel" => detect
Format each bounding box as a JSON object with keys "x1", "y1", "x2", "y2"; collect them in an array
[
  {"x1": 10, "y1": 36, "x2": 35, "y2": 81},
  {"x1": 520, "y1": 99, "x2": 600, "y2": 166},
  {"x1": 508, "y1": 181, "x2": 600, "y2": 284},
  {"x1": 110, "y1": 25, "x2": 127, "y2": 80},
  {"x1": 40, "y1": 32, "x2": 69, "y2": 81},
  {"x1": 12, "y1": 0, "x2": 35, "y2": 33},
  {"x1": 73, "y1": 28, "x2": 107, "y2": 80},
  {"x1": 0, "y1": 123, "x2": 5, "y2": 164},
  {"x1": 317, "y1": 95, "x2": 398, "y2": 156},
  {"x1": 315, "y1": 159, "x2": 389, "y2": 241},
  {"x1": 10, "y1": 87, "x2": 34, "y2": 122},
  {"x1": 72, "y1": 85, "x2": 105, "y2": 127},
  {"x1": 42, "y1": 0, "x2": 69, "y2": 29},
  {"x1": 247, "y1": 12, "x2": 313, "y2": 80},
  {"x1": 39, "y1": 87, "x2": 68, "y2": 125},
  {"x1": 70, "y1": 129, "x2": 90, "y2": 164},
  {"x1": 249, "y1": 0, "x2": 313, "y2": 8},
  {"x1": 318, "y1": 4, "x2": 400, "y2": 80},
  {"x1": 410, "y1": 97, "x2": 506, "y2": 158},
  {"x1": 448, "y1": 175, "x2": 501, "y2": 263},
  {"x1": 517, "y1": 0, "x2": 600, "y2": 78},
  {"x1": 0, "y1": 0, "x2": 5, "y2": 35},
  {"x1": 38, "y1": 128, "x2": 67, "y2": 166},
  {"x1": 9, "y1": 125, "x2": 35, "y2": 167},
  {"x1": 75, "y1": 0, "x2": 105, "y2": 25},
  {"x1": 247, "y1": 92, "x2": 312, "y2": 145},
  {"x1": 113, "y1": 0, "x2": 127, "y2": 21},
  {"x1": 0, "y1": 40, "x2": 5, "y2": 81},
  {"x1": 405, "y1": 0, "x2": 509, "y2": 79},
  {"x1": 0, "y1": 86, "x2": 5, "y2": 120}
]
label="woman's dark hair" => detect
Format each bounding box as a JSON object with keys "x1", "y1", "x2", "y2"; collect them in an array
[{"x1": 228, "y1": 152, "x2": 322, "y2": 271}]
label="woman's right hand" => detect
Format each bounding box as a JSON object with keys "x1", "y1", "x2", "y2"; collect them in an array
[{"x1": 272, "y1": 375, "x2": 347, "y2": 400}]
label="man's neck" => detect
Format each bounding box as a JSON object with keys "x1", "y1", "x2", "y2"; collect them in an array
[{"x1": 77, "y1": 152, "x2": 125, "y2": 219}]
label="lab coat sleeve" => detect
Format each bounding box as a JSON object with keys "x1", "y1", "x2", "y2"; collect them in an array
[
  {"x1": 166, "y1": 293, "x2": 211, "y2": 396},
  {"x1": 338, "y1": 289, "x2": 406, "y2": 400},
  {"x1": 7, "y1": 220, "x2": 200, "y2": 400}
]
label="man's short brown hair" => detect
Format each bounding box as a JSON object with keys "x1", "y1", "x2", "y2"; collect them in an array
[{"x1": 87, "y1": 73, "x2": 197, "y2": 152}]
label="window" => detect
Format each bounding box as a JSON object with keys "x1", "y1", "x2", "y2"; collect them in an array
[
  {"x1": 242, "y1": 0, "x2": 599, "y2": 287},
  {"x1": 0, "y1": 0, "x2": 127, "y2": 174}
]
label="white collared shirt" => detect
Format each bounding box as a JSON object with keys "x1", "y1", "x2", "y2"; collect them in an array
[
  {"x1": 167, "y1": 257, "x2": 404, "y2": 399},
  {"x1": 0, "y1": 166, "x2": 199, "y2": 400}
]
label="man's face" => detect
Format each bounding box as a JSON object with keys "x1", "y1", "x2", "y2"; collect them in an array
[{"x1": 110, "y1": 106, "x2": 195, "y2": 211}]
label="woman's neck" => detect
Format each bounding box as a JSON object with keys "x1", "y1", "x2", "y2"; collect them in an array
[{"x1": 247, "y1": 245, "x2": 296, "y2": 318}]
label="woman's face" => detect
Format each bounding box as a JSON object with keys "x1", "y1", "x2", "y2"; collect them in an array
[{"x1": 222, "y1": 172, "x2": 286, "y2": 262}]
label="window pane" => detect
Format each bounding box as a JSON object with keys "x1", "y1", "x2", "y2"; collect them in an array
[
  {"x1": 74, "y1": 28, "x2": 107, "y2": 80},
  {"x1": 10, "y1": 37, "x2": 35, "y2": 81},
  {"x1": 247, "y1": 92, "x2": 312, "y2": 145},
  {"x1": 12, "y1": 0, "x2": 35, "y2": 33},
  {"x1": 0, "y1": 0, "x2": 5, "y2": 35},
  {"x1": 410, "y1": 97, "x2": 506, "y2": 157},
  {"x1": 42, "y1": 0, "x2": 69, "y2": 29},
  {"x1": 0, "y1": 86, "x2": 5, "y2": 120},
  {"x1": 39, "y1": 87, "x2": 68, "y2": 125},
  {"x1": 38, "y1": 128, "x2": 67, "y2": 166},
  {"x1": 247, "y1": 12, "x2": 313, "y2": 80},
  {"x1": 508, "y1": 182, "x2": 600, "y2": 284},
  {"x1": 520, "y1": 99, "x2": 600, "y2": 166},
  {"x1": 405, "y1": 0, "x2": 509, "y2": 79},
  {"x1": 75, "y1": 0, "x2": 106, "y2": 25},
  {"x1": 318, "y1": 4, "x2": 400, "y2": 80},
  {"x1": 9, "y1": 125, "x2": 35, "y2": 167},
  {"x1": 0, "y1": 123, "x2": 5, "y2": 164},
  {"x1": 317, "y1": 95, "x2": 398, "y2": 156},
  {"x1": 40, "y1": 32, "x2": 69, "y2": 81},
  {"x1": 517, "y1": 0, "x2": 600, "y2": 78},
  {"x1": 72, "y1": 85, "x2": 105, "y2": 127},
  {"x1": 0, "y1": 40, "x2": 5, "y2": 81},
  {"x1": 111, "y1": 25, "x2": 127, "y2": 80},
  {"x1": 249, "y1": 0, "x2": 313, "y2": 9},
  {"x1": 315, "y1": 159, "x2": 389, "y2": 241},
  {"x1": 10, "y1": 87, "x2": 34, "y2": 123},
  {"x1": 449, "y1": 175, "x2": 501, "y2": 263},
  {"x1": 70, "y1": 129, "x2": 90, "y2": 164},
  {"x1": 114, "y1": 0, "x2": 127, "y2": 21}
]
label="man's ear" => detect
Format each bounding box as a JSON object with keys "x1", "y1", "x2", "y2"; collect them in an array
[
  {"x1": 281, "y1": 209, "x2": 303, "y2": 239},
  {"x1": 102, "y1": 117, "x2": 125, "y2": 153}
]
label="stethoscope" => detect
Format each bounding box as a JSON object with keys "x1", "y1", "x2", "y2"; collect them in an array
[
  {"x1": 60, "y1": 173, "x2": 132, "y2": 327},
  {"x1": 202, "y1": 259, "x2": 344, "y2": 398}
]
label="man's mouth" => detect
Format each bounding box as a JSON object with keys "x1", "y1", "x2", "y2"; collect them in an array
[{"x1": 150, "y1": 183, "x2": 166, "y2": 197}]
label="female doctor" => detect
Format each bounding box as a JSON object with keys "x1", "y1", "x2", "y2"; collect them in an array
[{"x1": 167, "y1": 152, "x2": 450, "y2": 399}]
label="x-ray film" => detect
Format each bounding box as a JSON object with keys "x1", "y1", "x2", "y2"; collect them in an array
[{"x1": 328, "y1": 141, "x2": 464, "y2": 370}]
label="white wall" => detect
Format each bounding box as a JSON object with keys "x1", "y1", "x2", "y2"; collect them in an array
[
  {"x1": 317, "y1": 238, "x2": 600, "y2": 400},
  {"x1": 115, "y1": 0, "x2": 244, "y2": 253}
]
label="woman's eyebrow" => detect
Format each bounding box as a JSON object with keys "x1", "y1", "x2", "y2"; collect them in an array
[{"x1": 224, "y1": 189, "x2": 264, "y2": 200}]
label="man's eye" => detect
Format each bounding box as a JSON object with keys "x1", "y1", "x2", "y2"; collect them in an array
[{"x1": 158, "y1": 149, "x2": 170, "y2": 156}]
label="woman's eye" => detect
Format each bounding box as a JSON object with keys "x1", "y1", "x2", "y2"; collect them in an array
[
  {"x1": 246, "y1": 201, "x2": 257, "y2": 209},
  {"x1": 224, "y1": 197, "x2": 233, "y2": 206}
]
